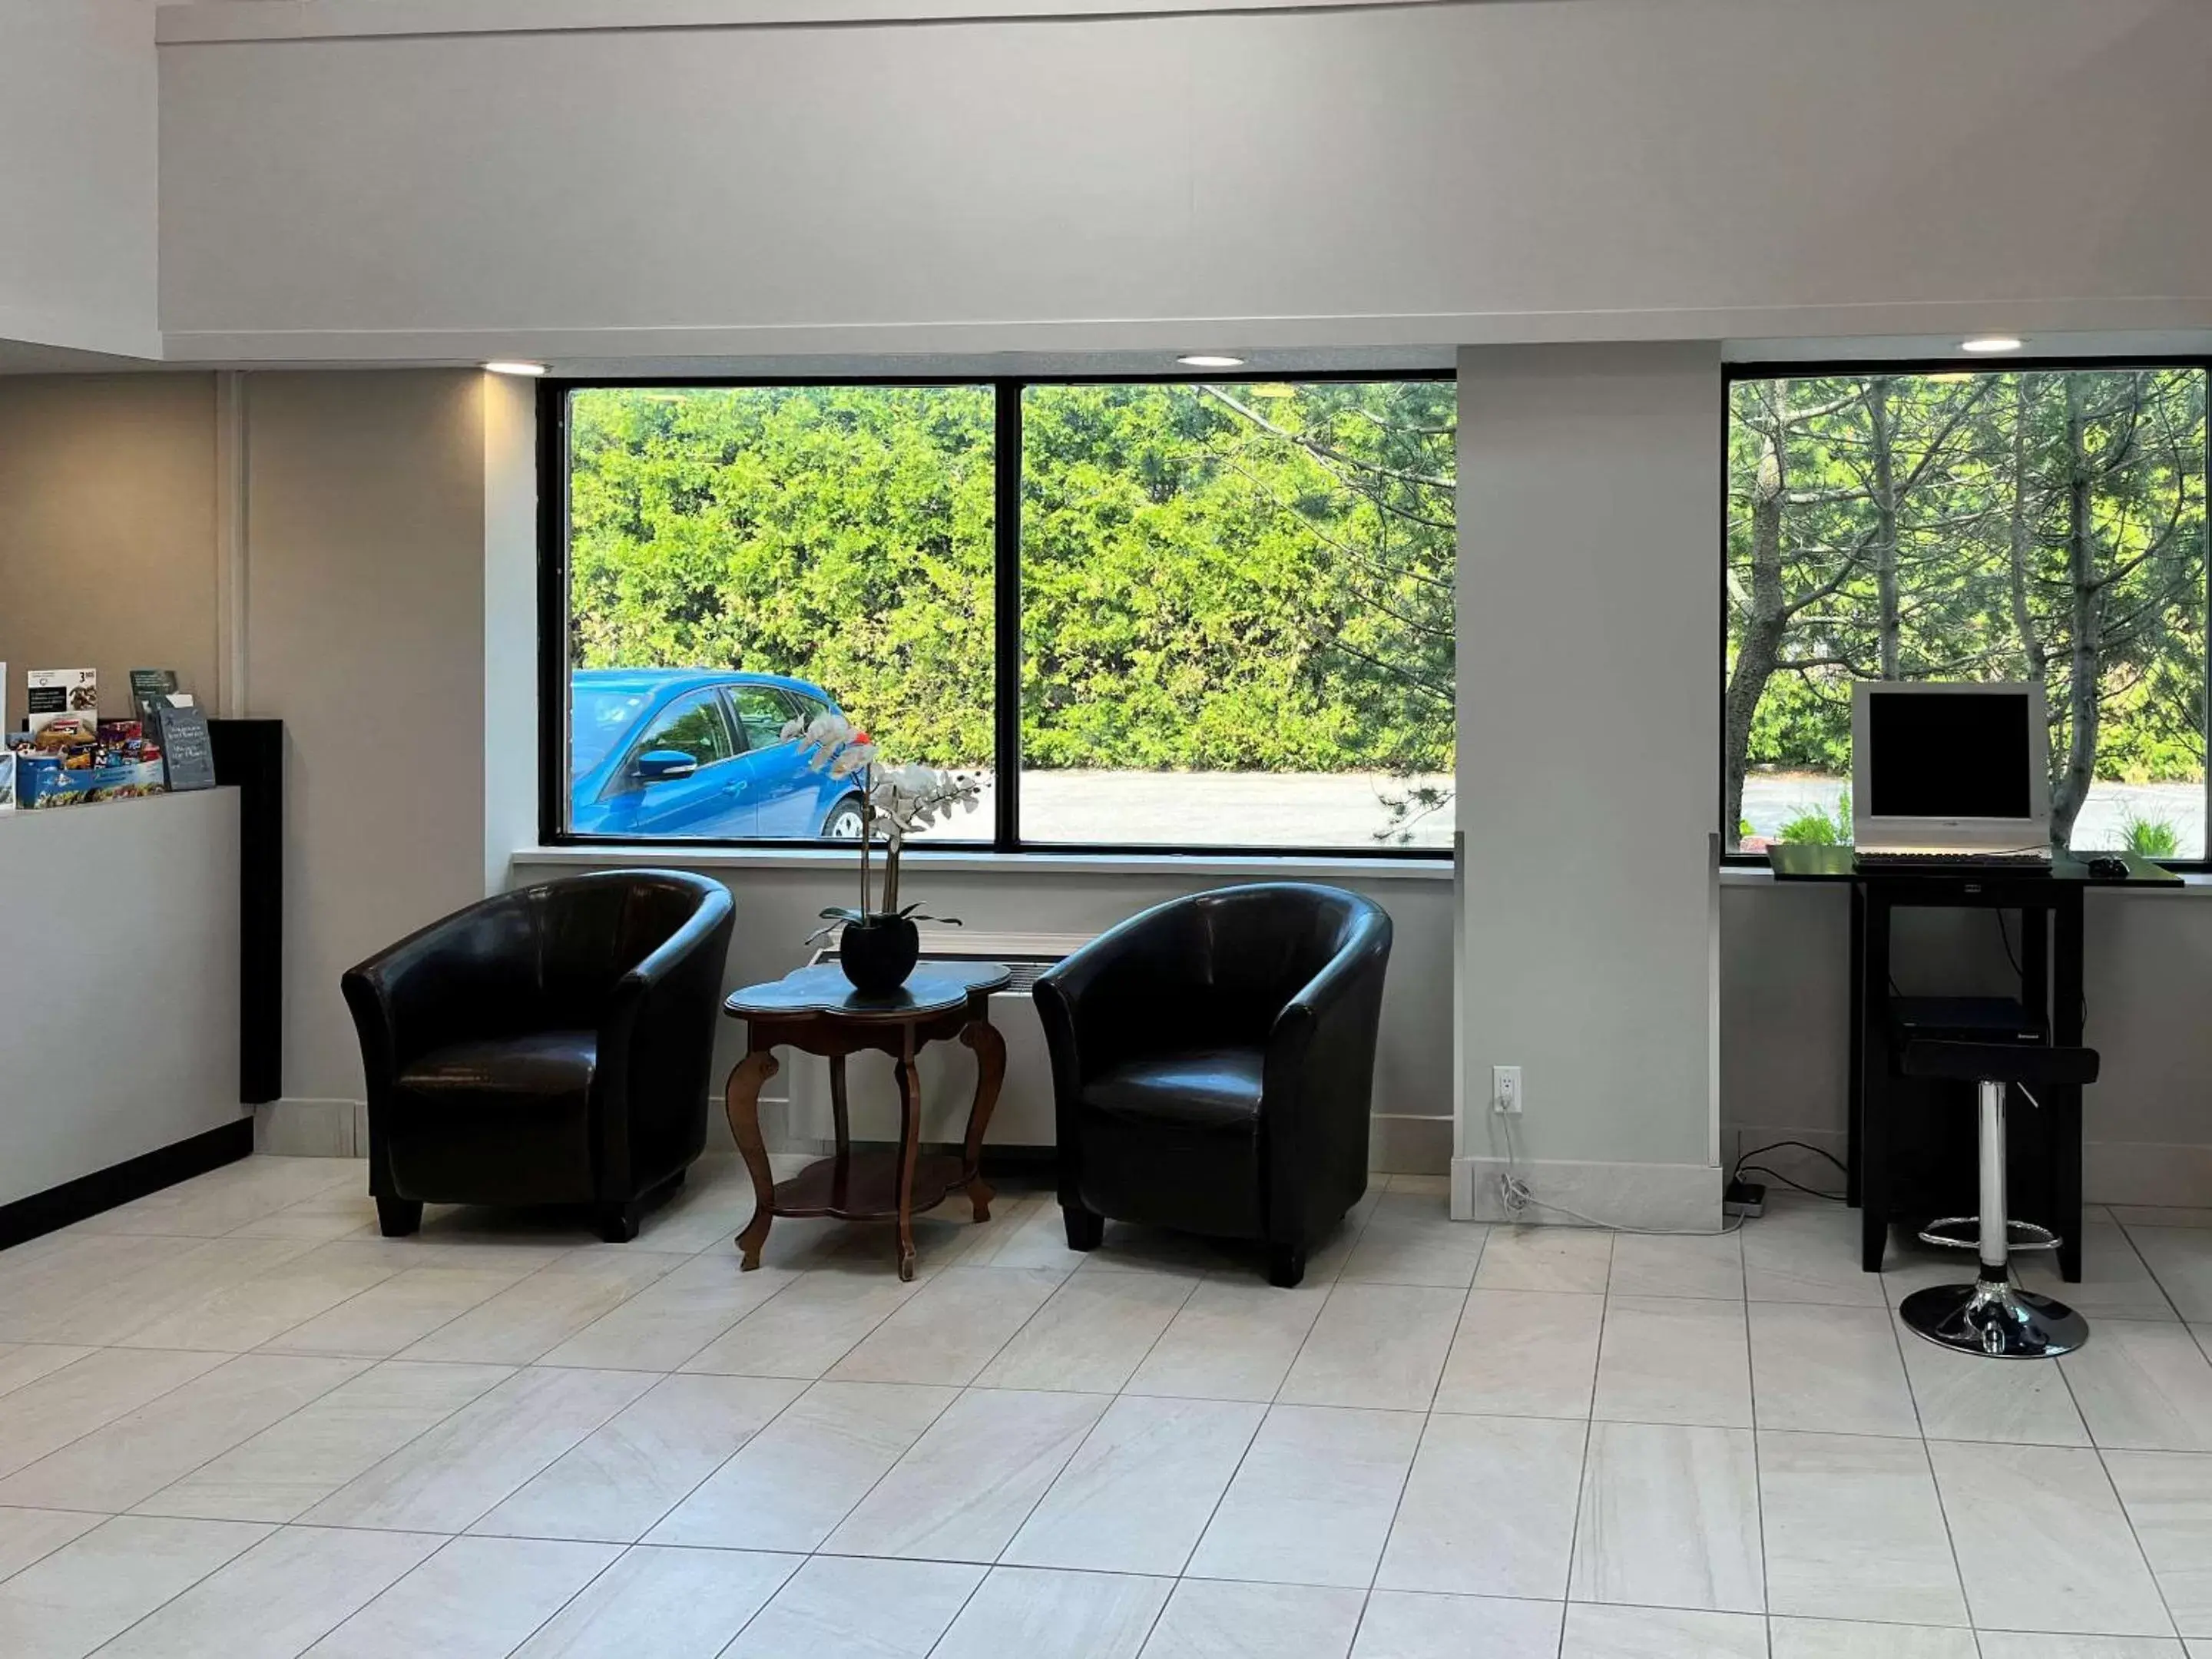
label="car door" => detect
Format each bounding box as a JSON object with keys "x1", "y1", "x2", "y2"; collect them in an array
[
  {"x1": 724, "y1": 685, "x2": 816, "y2": 836},
  {"x1": 615, "y1": 688, "x2": 751, "y2": 836}
]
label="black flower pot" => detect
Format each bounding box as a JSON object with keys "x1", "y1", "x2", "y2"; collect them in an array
[{"x1": 838, "y1": 914, "x2": 920, "y2": 995}]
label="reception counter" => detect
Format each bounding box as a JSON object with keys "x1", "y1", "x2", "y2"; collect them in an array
[{"x1": 0, "y1": 788, "x2": 248, "y2": 1230}]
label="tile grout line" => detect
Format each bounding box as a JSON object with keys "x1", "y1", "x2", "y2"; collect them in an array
[
  {"x1": 2105, "y1": 1211, "x2": 2187, "y2": 1321},
  {"x1": 1882, "y1": 1277, "x2": 1982, "y2": 1645},
  {"x1": 127, "y1": 1359, "x2": 517, "y2": 1527},
  {"x1": 1114, "y1": 1190, "x2": 1396, "y2": 1637},
  {"x1": 1535, "y1": 1227, "x2": 1618, "y2": 1656},
  {"x1": 65, "y1": 1349, "x2": 382, "y2": 1522},
  {"x1": 1740, "y1": 1269, "x2": 1770, "y2": 1626},
  {"x1": 1348, "y1": 1220, "x2": 1495, "y2": 1659},
  {"x1": 703, "y1": 1551, "x2": 808, "y2": 1659},
  {"x1": 2070, "y1": 1330, "x2": 2190, "y2": 1649},
  {"x1": 60, "y1": 1515, "x2": 283, "y2": 1658},
  {"x1": 0, "y1": 1347, "x2": 280, "y2": 1498}
]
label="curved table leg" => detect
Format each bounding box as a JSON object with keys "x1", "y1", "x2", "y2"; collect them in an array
[
  {"x1": 894, "y1": 1036, "x2": 922, "y2": 1282},
  {"x1": 959, "y1": 1018, "x2": 1007, "y2": 1223},
  {"x1": 724, "y1": 1046, "x2": 781, "y2": 1270},
  {"x1": 829, "y1": 1053, "x2": 851, "y2": 1161}
]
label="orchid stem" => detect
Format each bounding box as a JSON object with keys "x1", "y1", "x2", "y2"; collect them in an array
[{"x1": 857, "y1": 762, "x2": 873, "y2": 916}]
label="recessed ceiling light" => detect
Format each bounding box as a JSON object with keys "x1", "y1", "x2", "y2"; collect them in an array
[
  {"x1": 1959, "y1": 336, "x2": 2024, "y2": 355},
  {"x1": 1177, "y1": 353, "x2": 1246, "y2": 369},
  {"x1": 483, "y1": 360, "x2": 548, "y2": 376}
]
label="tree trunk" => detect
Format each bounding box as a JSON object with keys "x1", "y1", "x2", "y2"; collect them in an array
[
  {"x1": 1867, "y1": 376, "x2": 1902, "y2": 680},
  {"x1": 2004, "y1": 373, "x2": 2048, "y2": 686},
  {"x1": 1723, "y1": 412, "x2": 1788, "y2": 846},
  {"x1": 2052, "y1": 373, "x2": 2101, "y2": 846}
]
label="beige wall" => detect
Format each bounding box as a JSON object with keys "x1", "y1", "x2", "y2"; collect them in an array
[
  {"x1": 157, "y1": 0, "x2": 2212, "y2": 362},
  {"x1": 241, "y1": 370, "x2": 489, "y2": 1102},
  {"x1": 0, "y1": 373, "x2": 218, "y2": 724},
  {"x1": 0, "y1": 369, "x2": 492, "y2": 1105},
  {"x1": 0, "y1": 0, "x2": 159, "y2": 359}
]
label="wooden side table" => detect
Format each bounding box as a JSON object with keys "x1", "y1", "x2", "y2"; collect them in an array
[{"x1": 722, "y1": 961, "x2": 1012, "y2": 1280}]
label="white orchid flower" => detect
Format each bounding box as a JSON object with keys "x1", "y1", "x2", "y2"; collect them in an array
[{"x1": 828, "y1": 740, "x2": 877, "y2": 780}]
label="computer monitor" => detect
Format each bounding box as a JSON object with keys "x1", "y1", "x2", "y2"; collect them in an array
[{"x1": 1850, "y1": 681, "x2": 2051, "y2": 854}]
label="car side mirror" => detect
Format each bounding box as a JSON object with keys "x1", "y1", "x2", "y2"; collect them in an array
[{"x1": 636, "y1": 749, "x2": 700, "y2": 783}]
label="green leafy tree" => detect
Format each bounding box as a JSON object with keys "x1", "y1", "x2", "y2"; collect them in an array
[
  {"x1": 567, "y1": 379, "x2": 1457, "y2": 789},
  {"x1": 1725, "y1": 366, "x2": 2207, "y2": 849}
]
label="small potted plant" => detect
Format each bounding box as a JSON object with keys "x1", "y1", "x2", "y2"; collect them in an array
[{"x1": 786, "y1": 711, "x2": 982, "y2": 993}]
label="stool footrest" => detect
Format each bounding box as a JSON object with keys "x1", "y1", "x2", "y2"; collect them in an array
[{"x1": 1917, "y1": 1217, "x2": 2061, "y2": 1253}]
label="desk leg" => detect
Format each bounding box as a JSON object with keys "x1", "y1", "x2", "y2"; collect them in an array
[
  {"x1": 959, "y1": 1018, "x2": 1007, "y2": 1224},
  {"x1": 2055, "y1": 890, "x2": 2085, "y2": 1283},
  {"x1": 724, "y1": 1046, "x2": 780, "y2": 1270},
  {"x1": 1846, "y1": 883, "x2": 1865, "y2": 1208},
  {"x1": 1860, "y1": 892, "x2": 1892, "y2": 1273},
  {"x1": 893, "y1": 1031, "x2": 922, "y2": 1283}
]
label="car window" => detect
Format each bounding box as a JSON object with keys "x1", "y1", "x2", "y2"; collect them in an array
[
  {"x1": 631, "y1": 690, "x2": 736, "y2": 770},
  {"x1": 730, "y1": 686, "x2": 797, "y2": 751},
  {"x1": 570, "y1": 684, "x2": 656, "y2": 777}
]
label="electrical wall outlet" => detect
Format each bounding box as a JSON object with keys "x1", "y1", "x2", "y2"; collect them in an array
[{"x1": 1492, "y1": 1065, "x2": 1522, "y2": 1114}]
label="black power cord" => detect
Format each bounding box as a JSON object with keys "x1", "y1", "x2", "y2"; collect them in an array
[{"x1": 1728, "y1": 1137, "x2": 1849, "y2": 1204}]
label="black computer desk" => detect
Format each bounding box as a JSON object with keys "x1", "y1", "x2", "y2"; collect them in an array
[{"x1": 1765, "y1": 845, "x2": 2178, "y2": 1282}]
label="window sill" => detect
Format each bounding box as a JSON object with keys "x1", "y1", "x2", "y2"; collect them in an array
[
  {"x1": 512, "y1": 843, "x2": 1455, "y2": 882},
  {"x1": 1719, "y1": 865, "x2": 2212, "y2": 892}
]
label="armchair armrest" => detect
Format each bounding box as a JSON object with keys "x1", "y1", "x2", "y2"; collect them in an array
[
  {"x1": 1267, "y1": 907, "x2": 1396, "y2": 1074},
  {"x1": 595, "y1": 882, "x2": 737, "y2": 1065},
  {"x1": 1260, "y1": 906, "x2": 1393, "y2": 1250},
  {"x1": 592, "y1": 882, "x2": 736, "y2": 1198}
]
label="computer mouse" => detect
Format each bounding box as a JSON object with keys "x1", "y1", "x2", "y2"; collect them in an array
[{"x1": 2088, "y1": 855, "x2": 2130, "y2": 879}]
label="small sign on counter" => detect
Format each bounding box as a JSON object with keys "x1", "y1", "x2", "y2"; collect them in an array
[{"x1": 157, "y1": 704, "x2": 218, "y2": 792}]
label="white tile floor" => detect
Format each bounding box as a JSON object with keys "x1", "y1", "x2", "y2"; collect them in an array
[{"x1": 3, "y1": 1155, "x2": 2212, "y2": 1658}]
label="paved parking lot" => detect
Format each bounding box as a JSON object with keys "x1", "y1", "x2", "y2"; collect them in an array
[
  {"x1": 909, "y1": 770, "x2": 2205, "y2": 857},
  {"x1": 1741, "y1": 773, "x2": 2205, "y2": 856},
  {"x1": 912, "y1": 772, "x2": 1455, "y2": 851}
]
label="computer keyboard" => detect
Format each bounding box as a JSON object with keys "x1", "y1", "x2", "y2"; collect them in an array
[{"x1": 1855, "y1": 849, "x2": 2051, "y2": 869}]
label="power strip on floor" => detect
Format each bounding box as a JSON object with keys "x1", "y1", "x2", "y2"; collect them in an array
[{"x1": 1723, "y1": 1177, "x2": 1767, "y2": 1220}]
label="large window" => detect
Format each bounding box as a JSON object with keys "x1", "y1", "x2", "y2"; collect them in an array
[
  {"x1": 1724, "y1": 363, "x2": 2209, "y2": 858},
  {"x1": 545, "y1": 376, "x2": 1455, "y2": 853}
]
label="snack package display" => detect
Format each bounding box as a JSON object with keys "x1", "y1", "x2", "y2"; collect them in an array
[
  {"x1": 5, "y1": 717, "x2": 165, "y2": 808},
  {"x1": 25, "y1": 669, "x2": 97, "y2": 737}
]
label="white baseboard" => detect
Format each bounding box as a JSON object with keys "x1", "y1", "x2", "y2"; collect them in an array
[
  {"x1": 757, "y1": 1093, "x2": 1449, "y2": 1177},
  {"x1": 256, "y1": 1098, "x2": 361, "y2": 1157},
  {"x1": 1452, "y1": 1154, "x2": 1723, "y2": 1230},
  {"x1": 1370, "y1": 1114, "x2": 1452, "y2": 1176}
]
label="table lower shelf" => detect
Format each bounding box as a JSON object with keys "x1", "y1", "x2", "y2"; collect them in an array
[{"x1": 771, "y1": 1149, "x2": 968, "y2": 1221}]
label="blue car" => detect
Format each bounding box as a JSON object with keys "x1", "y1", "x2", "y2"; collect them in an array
[{"x1": 568, "y1": 669, "x2": 866, "y2": 839}]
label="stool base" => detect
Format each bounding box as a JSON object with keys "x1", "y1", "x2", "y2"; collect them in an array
[{"x1": 1900, "y1": 1280, "x2": 2088, "y2": 1359}]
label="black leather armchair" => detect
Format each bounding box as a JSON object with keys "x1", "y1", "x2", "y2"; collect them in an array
[
  {"x1": 342, "y1": 870, "x2": 735, "y2": 1243},
  {"x1": 1035, "y1": 882, "x2": 1393, "y2": 1286}
]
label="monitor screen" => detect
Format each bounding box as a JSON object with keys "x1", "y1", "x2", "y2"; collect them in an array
[{"x1": 1866, "y1": 690, "x2": 2035, "y2": 820}]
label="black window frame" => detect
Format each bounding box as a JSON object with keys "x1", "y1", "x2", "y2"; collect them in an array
[
  {"x1": 1717, "y1": 352, "x2": 2212, "y2": 870},
  {"x1": 538, "y1": 369, "x2": 1457, "y2": 858}
]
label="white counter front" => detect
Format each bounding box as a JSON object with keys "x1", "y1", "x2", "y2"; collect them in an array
[{"x1": 0, "y1": 789, "x2": 245, "y2": 1207}]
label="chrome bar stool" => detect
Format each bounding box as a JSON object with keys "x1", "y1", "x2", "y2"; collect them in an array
[{"x1": 1896, "y1": 1038, "x2": 2098, "y2": 1359}]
